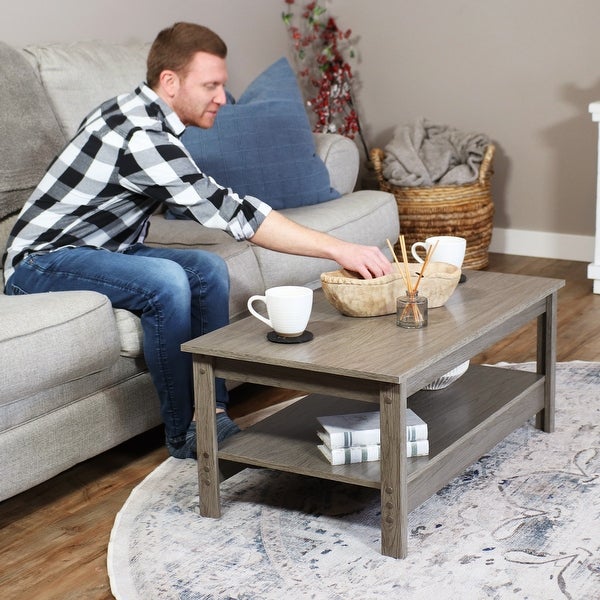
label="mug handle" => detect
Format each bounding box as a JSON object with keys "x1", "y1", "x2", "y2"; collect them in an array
[
  {"x1": 411, "y1": 242, "x2": 428, "y2": 264},
  {"x1": 247, "y1": 295, "x2": 273, "y2": 328}
]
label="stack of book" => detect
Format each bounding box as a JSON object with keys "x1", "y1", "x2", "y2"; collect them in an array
[{"x1": 316, "y1": 409, "x2": 429, "y2": 465}]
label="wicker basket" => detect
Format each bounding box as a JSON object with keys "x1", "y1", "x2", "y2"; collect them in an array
[{"x1": 371, "y1": 144, "x2": 495, "y2": 269}]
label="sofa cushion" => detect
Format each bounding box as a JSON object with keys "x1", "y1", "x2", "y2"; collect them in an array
[
  {"x1": 0, "y1": 291, "x2": 120, "y2": 403},
  {"x1": 254, "y1": 190, "x2": 399, "y2": 289},
  {"x1": 23, "y1": 41, "x2": 149, "y2": 140},
  {"x1": 113, "y1": 308, "x2": 144, "y2": 358},
  {"x1": 181, "y1": 57, "x2": 340, "y2": 210}
]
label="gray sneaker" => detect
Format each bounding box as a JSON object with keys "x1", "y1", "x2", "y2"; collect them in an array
[{"x1": 167, "y1": 415, "x2": 241, "y2": 459}]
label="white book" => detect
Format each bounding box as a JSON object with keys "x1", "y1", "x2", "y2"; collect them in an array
[
  {"x1": 317, "y1": 439, "x2": 429, "y2": 465},
  {"x1": 317, "y1": 409, "x2": 428, "y2": 449}
]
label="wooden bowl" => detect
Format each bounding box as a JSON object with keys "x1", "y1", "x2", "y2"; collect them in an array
[{"x1": 320, "y1": 262, "x2": 461, "y2": 317}]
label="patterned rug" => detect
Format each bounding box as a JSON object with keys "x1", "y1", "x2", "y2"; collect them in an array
[{"x1": 108, "y1": 362, "x2": 600, "y2": 600}]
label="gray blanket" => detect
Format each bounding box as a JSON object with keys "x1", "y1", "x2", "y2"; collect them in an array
[
  {"x1": 0, "y1": 42, "x2": 65, "y2": 222},
  {"x1": 382, "y1": 118, "x2": 491, "y2": 187}
]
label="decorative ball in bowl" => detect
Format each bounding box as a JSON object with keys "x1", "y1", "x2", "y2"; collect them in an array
[{"x1": 320, "y1": 262, "x2": 461, "y2": 317}]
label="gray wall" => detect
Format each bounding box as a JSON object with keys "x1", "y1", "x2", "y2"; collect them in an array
[
  {"x1": 339, "y1": 0, "x2": 600, "y2": 260},
  {"x1": 1, "y1": 0, "x2": 287, "y2": 97},
  {"x1": 3, "y1": 0, "x2": 599, "y2": 260}
]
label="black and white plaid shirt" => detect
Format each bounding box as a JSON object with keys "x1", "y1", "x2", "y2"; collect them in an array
[{"x1": 3, "y1": 84, "x2": 271, "y2": 283}]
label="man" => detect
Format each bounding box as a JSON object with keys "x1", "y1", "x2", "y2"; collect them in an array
[{"x1": 3, "y1": 22, "x2": 392, "y2": 459}]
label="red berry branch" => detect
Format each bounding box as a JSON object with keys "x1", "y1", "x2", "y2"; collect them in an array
[{"x1": 282, "y1": 0, "x2": 369, "y2": 158}]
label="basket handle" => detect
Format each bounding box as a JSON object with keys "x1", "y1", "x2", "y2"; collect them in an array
[
  {"x1": 478, "y1": 144, "x2": 495, "y2": 185},
  {"x1": 370, "y1": 147, "x2": 386, "y2": 185}
]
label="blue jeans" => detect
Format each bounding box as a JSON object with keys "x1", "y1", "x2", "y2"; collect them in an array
[{"x1": 5, "y1": 244, "x2": 231, "y2": 447}]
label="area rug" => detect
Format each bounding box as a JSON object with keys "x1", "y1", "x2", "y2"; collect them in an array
[{"x1": 108, "y1": 362, "x2": 600, "y2": 600}]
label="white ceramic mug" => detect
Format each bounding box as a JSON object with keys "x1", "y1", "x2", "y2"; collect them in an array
[
  {"x1": 247, "y1": 286, "x2": 313, "y2": 337},
  {"x1": 411, "y1": 236, "x2": 466, "y2": 268}
]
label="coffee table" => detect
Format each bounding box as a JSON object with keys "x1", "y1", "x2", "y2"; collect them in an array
[{"x1": 181, "y1": 269, "x2": 564, "y2": 558}]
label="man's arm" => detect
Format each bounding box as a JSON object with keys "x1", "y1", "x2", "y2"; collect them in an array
[{"x1": 249, "y1": 210, "x2": 392, "y2": 280}]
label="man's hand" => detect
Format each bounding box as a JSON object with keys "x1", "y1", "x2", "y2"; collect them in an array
[
  {"x1": 328, "y1": 240, "x2": 393, "y2": 279},
  {"x1": 250, "y1": 210, "x2": 393, "y2": 279}
]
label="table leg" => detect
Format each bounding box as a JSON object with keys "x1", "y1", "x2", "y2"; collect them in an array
[
  {"x1": 379, "y1": 382, "x2": 408, "y2": 558},
  {"x1": 536, "y1": 291, "x2": 557, "y2": 433},
  {"x1": 193, "y1": 355, "x2": 221, "y2": 518}
]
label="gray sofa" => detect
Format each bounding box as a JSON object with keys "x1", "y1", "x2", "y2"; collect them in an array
[{"x1": 0, "y1": 40, "x2": 398, "y2": 502}]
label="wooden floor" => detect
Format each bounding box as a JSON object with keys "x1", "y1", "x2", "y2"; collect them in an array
[{"x1": 1, "y1": 253, "x2": 599, "y2": 599}]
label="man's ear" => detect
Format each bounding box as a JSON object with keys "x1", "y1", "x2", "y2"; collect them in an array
[{"x1": 158, "y1": 70, "x2": 180, "y2": 98}]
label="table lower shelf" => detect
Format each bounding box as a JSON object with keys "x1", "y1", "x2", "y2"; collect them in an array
[{"x1": 219, "y1": 364, "x2": 545, "y2": 510}]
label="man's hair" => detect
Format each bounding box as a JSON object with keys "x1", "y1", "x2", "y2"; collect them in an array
[{"x1": 147, "y1": 22, "x2": 227, "y2": 89}]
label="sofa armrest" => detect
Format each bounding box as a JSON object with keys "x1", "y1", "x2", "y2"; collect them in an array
[
  {"x1": 0, "y1": 291, "x2": 120, "y2": 402},
  {"x1": 313, "y1": 133, "x2": 359, "y2": 195}
]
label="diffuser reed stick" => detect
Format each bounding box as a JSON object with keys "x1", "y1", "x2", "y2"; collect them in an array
[
  {"x1": 398, "y1": 236, "x2": 414, "y2": 295},
  {"x1": 386, "y1": 238, "x2": 402, "y2": 273},
  {"x1": 386, "y1": 238, "x2": 412, "y2": 292}
]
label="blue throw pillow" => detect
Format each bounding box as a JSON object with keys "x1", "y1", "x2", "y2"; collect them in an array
[{"x1": 181, "y1": 57, "x2": 340, "y2": 210}]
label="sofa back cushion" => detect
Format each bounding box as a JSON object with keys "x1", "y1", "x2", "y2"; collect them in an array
[
  {"x1": 0, "y1": 41, "x2": 66, "y2": 273},
  {"x1": 23, "y1": 41, "x2": 150, "y2": 140}
]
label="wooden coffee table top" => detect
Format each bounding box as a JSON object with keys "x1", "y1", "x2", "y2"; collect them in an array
[{"x1": 183, "y1": 270, "x2": 563, "y2": 396}]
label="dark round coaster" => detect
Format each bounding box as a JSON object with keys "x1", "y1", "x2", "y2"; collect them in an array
[
  {"x1": 459, "y1": 273, "x2": 467, "y2": 284},
  {"x1": 267, "y1": 330, "x2": 314, "y2": 344}
]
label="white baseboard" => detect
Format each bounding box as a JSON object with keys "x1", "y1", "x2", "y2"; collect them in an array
[{"x1": 489, "y1": 227, "x2": 595, "y2": 263}]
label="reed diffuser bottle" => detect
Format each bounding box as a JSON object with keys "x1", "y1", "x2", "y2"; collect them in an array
[
  {"x1": 396, "y1": 290, "x2": 428, "y2": 329},
  {"x1": 387, "y1": 234, "x2": 436, "y2": 330}
]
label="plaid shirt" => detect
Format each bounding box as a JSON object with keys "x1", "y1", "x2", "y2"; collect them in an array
[{"x1": 3, "y1": 84, "x2": 271, "y2": 283}]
